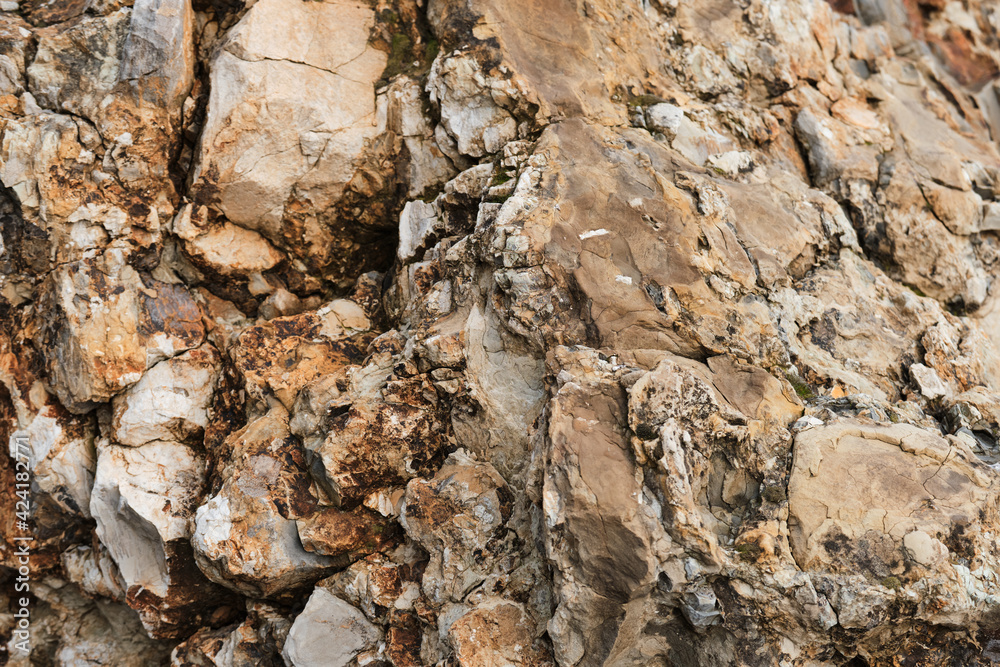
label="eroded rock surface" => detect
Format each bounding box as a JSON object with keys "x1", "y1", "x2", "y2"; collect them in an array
[{"x1": 8, "y1": 0, "x2": 1000, "y2": 665}]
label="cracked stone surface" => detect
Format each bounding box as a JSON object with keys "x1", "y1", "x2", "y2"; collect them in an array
[{"x1": 8, "y1": 0, "x2": 1000, "y2": 664}]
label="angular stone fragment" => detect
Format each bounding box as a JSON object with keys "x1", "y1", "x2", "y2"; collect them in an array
[
  {"x1": 542, "y1": 357, "x2": 673, "y2": 665},
  {"x1": 282, "y1": 587, "x2": 380, "y2": 667},
  {"x1": 171, "y1": 601, "x2": 291, "y2": 667},
  {"x1": 401, "y1": 450, "x2": 513, "y2": 604},
  {"x1": 169, "y1": 624, "x2": 233, "y2": 666},
  {"x1": 112, "y1": 345, "x2": 219, "y2": 446},
  {"x1": 321, "y1": 553, "x2": 420, "y2": 621},
  {"x1": 91, "y1": 441, "x2": 204, "y2": 585},
  {"x1": 90, "y1": 439, "x2": 232, "y2": 637},
  {"x1": 28, "y1": 11, "x2": 132, "y2": 123},
  {"x1": 61, "y1": 544, "x2": 127, "y2": 602},
  {"x1": 232, "y1": 299, "x2": 372, "y2": 408},
  {"x1": 295, "y1": 505, "x2": 398, "y2": 559},
  {"x1": 397, "y1": 199, "x2": 442, "y2": 263},
  {"x1": 446, "y1": 598, "x2": 554, "y2": 667},
  {"x1": 910, "y1": 362, "x2": 949, "y2": 400},
  {"x1": 189, "y1": 0, "x2": 387, "y2": 274},
  {"x1": 0, "y1": 15, "x2": 32, "y2": 96},
  {"x1": 173, "y1": 203, "x2": 286, "y2": 277},
  {"x1": 192, "y1": 407, "x2": 337, "y2": 598},
  {"x1": 119, "y1": 0, "x2": 195, "y2": 110},
  {"x1": 37, "y1": 250, "x2": 204, "y2": 412},
  {"x1": 788, "y1": 419, "x2": 995, "y2": 595},
  {"x1": 0, "y1": 113, "x2": 113, "y2": 258},
  {"x1": 427, "y1": 53, "x2": 518, "y2": 158},
  {"x1": 794, "y1": 107, "x2": 880, "y2": 185},
  {"x1": 27, "y1": 0, "x2": 193, "y2": 192},
  {"x1": 7, "y1": 398, "x2": 96, "y2": 518},
  {"x1": 7, "y1": 580, "x2": 174, "y2": 666},
  {"x1": 313, "y1": 372, "x2": 448, "y2": 507}
]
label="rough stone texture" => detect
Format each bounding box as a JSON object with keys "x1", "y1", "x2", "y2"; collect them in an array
[
  {"x1": 191, "y1": 406, "x2": 338, "y2": 598},
  {"x1": 187, "y1": 0, "x2": 448, "y2": 284},
  {"x1": 446, "y1": 598, "x2": 555, "y2": 667},
  {"x1": 112, "y1": 345, "x2": 219, "y2": 446},
  {"x1": 11, "y1": 0, "x2": 1000, "y2": 664},
  {"x1": 232, "y1": 298, "x2": 372, "y2": 408},
  {"x1": 295, "y1": 505, "x2": 398, "y2": 560},
  {"x1": 281, "y1": 586, "x2": 380, "y2": 667},
  {"x1": 401, "y1": 450, "x2": 513, "y2": 604},
  {"x1": 90, "y1": 438, "x2": 234, "y2": 638},
  {"x1": 38, "y1": 249, "x2": 205, "y2": 412},
  {"x1": 788, "y1": 422, "x2": 999, "y2": 617}
]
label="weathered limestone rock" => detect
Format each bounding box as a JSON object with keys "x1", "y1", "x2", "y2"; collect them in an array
[
  {"x1": 456, "y1": 302, "x2": 546, "y2": 478},
  {"x1": 0, "y1": 15, "x2": 31, "y2": 98},
  {"x1": 543, "y1": 356, "x2": 665, "y2": 666},
  {"x1": 4, "y1": 580, "x2": 174, "y2": 667},
  {"x1": 788, "y1": 421, "x2": 993, "y2": 574},
  {"x1": 192, "y1": 407, "x2": 337, "y2": 598},
  {"x1": 427, "y1": 53, "x2": 519, "y2": 159},
  {"x1": 311, "y1": 367, "x2": 449, "y2": 508},
  {"x1": 11, "y1": 0, "x2": 194, "y2": 246},
  {"x1": 320, "y1": 553, "x2": 421, "y2": 623},
  {"x1": 771, "y1": 249, "x2": 947, "y2": 401},
  {"x1": 189, "y1": 0, "x2": 387, "y2": 277},
  {"x1": 0, "y1": 113, "x2": 112, "y2": 263},
  {"x1": 910, "y1": 362, "x2": 949, "y2": 400},
  {"x1": 37, "y1": 249, "x2": 204, "y2": 412},
  {"x1": 401, "y1": 450, "x2": 513, "y2": 604},
  {"x1": 282, "y1": 587, "x2": 380, "y2": 667},
  {"x1": 173, "y1": 203, "x2": 285, "y2": 277},
  {"x1": 295, "y1": 505, "x2": 398, "y2": 560},
  {"x1": 112, "y1": 345, "x2": 219, "y2": 446},
  {"x1": 170, "y1": 601, "x2": 292, "y2": 667},
  {"x1": 232, "y1": 299, "x2": 372, "y2": 408},
  {"x1": 445, "y1": 598, "x2": 554, "y2": 667},
  {"x1": 472, "y1": 117, "x2": 834, "y2": 367},
  {"x1": 29, "y1": 0, "x2": 193, "y2": 129},
  {"x1": 90, "y1": 441, "x2": 202, "y2": 575},
  {"x1": 61, "y1": 543, "x2": 127, "y2": 602},
  {"x1": 4, "y1": 393, "x2": 96, "y2": 518},
  {"x1": 12, "y1": 0, "x2": 1000, "y2": 663},
  {"x1": 90, "y1": 438, "x2": 232, "y2": 637},
  {"x1": 539, "y1": 344, "x2": 813, "y2": 665},
  {"x1": 169, "y1": 624, "x2": 233, "y2": 666}
]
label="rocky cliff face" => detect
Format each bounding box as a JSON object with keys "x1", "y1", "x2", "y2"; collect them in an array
[{"x1": 5, "y1": 0, "x2": 1000, "y2": 665}]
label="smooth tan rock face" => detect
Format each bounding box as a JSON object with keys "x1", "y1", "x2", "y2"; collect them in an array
[
  {"x1": 12, "y1": 0, "x2": 1000, "y2": 663},
  {"x1": 787, "y1": 419, "x2": 1000, "y2": 631},
  {"x1": 788, "y1": 420, "x2": 993, "y2": 572}
]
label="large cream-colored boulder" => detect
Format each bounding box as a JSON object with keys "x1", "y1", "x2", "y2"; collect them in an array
[{"x1": 189, "y1": 0, "x2": 386, "y2": 273}]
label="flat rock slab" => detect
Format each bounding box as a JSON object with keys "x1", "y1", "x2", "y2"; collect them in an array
[{"x1": 788, "y1": 419, "x2": 993, "y2": 574}]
